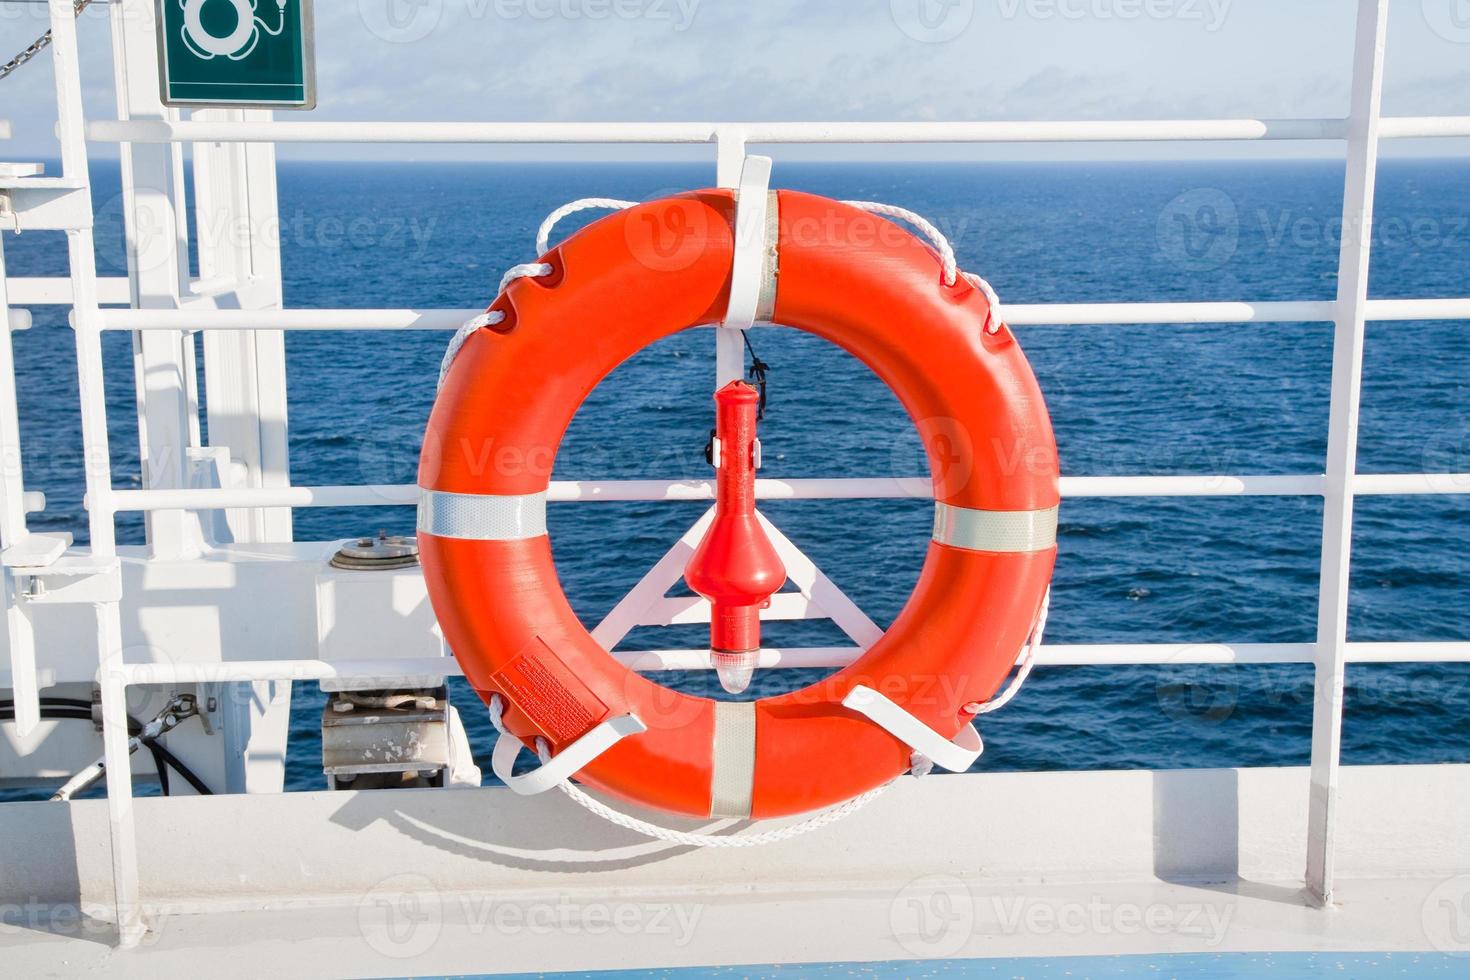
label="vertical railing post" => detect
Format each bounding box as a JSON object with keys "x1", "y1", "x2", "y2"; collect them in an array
[
  {"x1": 0, "y1": 245, "x2": 28, "y2": 545},
  {"x1": 0, "y1": 242, "x2": 43, "y2": 739},
  {"x1": 47, "y1": 0, "x2": 145, "y2": 946},
  {"x1": 111, "y1": 0, "x2": 196, "y2": 560},
  {"x1": 1306, "y1": 0, "x2": 1389, "y2": 908},
  {"x1": 190, "y1": 112, "x2": 297, "y2": 792},
  {"x1": 192, "y1": 107, "x2": 294, "y2": 546}
]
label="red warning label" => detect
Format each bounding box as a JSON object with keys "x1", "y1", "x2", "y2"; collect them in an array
[{"x1": 492, "y1": 636, "x2": 607, "y2": 745}]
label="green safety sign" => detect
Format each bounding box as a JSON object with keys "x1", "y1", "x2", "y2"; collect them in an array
[{"x1": 156, "y1": 0, "x2": 315, "y2": 108}]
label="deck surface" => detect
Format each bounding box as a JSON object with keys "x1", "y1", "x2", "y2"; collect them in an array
[
  {"x1": 4, "y1": 765, "x2": 1468, "y2": 976},
  {"x1": 2, "y1": 876, "x2": 1464, "y2": 978}
]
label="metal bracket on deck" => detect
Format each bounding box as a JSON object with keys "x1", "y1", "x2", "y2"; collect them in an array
[{"x1": 841, "y1": 685, "x2": 983, "y2": 773}]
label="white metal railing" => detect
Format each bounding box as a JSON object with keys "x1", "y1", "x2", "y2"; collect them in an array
[
  {"x1": 6, "y1": 0, "x2": 1468, "y2": 942},
  {"x1": 95, "y1": 472, "x2": 1467, "y2": 514},
  {"x1": 1307, "y1": 0, "x2": 1389, "y2": 901},
  {"x1": 8, "y1": 276, "x2": 131, "y2": 305},
  {"x1": 82, "y1": 115, "x2": 1470, "y2": 144},
  {"x1": 87, "y1": 297, "x2": 1470, "y2": 331},
  {"x1": 2, "y1": 0, "x2": 131, "y2": 943},
  {"x1": 100, "y1": 642, "x2": 1470, "y2": 681}
]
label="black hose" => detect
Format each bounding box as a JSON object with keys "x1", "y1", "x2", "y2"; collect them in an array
[
  {"x1": 0, "y1": 703, "x2": 213, "y2": 796},
  {"x1": 24, "y1": 698, "x2": 215, "y2": 793},
  {"x1": 2, "y1": 696, "x2": 93, "y2": 711},
  {"x1": 155, "y1": 744, "x2": 171, "y2": 795},
  {"x1": 0, "y1": 706, "x2": 168, "y2": 794},
  {"x1": 146, "y1": 739, "x2": 211, "y2": 795}
]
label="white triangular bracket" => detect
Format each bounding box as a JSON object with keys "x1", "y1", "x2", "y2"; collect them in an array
[{"x1": 590, "y1": 506, "x2": 883, "y2": 654}]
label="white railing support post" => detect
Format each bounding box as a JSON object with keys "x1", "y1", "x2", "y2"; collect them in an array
[
  {"x1": 192, "y1": 108, "x2": 295, "y2": 545},
  {"x1": 0, "y1": 240, "x2": 44, "y2": 739},
  {"x1": 47, "y1": 0, "x2": 144, "y2": 947},
  {"x1": 1306, "y1": 0, "x2": 1389, "y2": 909},
  {"x1": 111, "y1": 0, "x2": 198, "y2": 560}
]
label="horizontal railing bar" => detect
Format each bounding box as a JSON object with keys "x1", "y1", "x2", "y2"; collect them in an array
[
  {"x1": 1362, "y1": 298, "x2": 1470, "y2": 321},
  {"x1": 116, "y1": 658, "x2": 464, "y2": 684},
  {"x1": 745, "y1": 120, "x2": 1352, "y2": 142},
  {"x1": 548, "y1": 477, "x2": 927, "y2": 502},
  {"x1": 108, "y1": 640, "x2": 1470, "y2": 684},
  {"x1": 615, "y1": 648, "x2": 857, "y2": 671},
  {"x1": 103, "y1": 480, "x2": 916, "y2": 510},
  {"x1": 81, "y1": 117, "x2": 1470, "y2": 147},
  {"x1": 1353, "y1": 473, "x2": 1470, "y2": 494},
  {"x1": 101, "y1": 470, "x2": 1470, "y2": 513},
  {"x1": 1038, "y1": 643, "x2": 1315, "y2": 665},
  {"x1": 1064, "y1": 474, "x2": 1327, "y2": 496},
  {"x1": 8, "y1": 276, "x2": 131, "y2": 306},
  {"x1": 1008, "y1": 301, "x2": 1334, "y2": 324},
  {"x1": 611, "y1": 640, "x2": 1470, "y2": 669},
  {"x1": 1043, "y1": 642, "x2": 1470, "y2": 665},
  {"x1": 105, "y1": 471, "x2": 1470, "y2": 511},
  {"x1": 1012, "y1": 298, "x2": 1470, "y2": 324},
  {"x1": 1344, "y1": 642, "x2": 1470, "y2": 663},
  {"x1": 1377, "y1": 116, "x2": 1470, "y2": 139},
  {"x1": 96, "y1": 308, "x2": 473, "y2": 330},
  {"x1": 106, "y1": 474, "x2": 1340, "y2": 511},
  {"x1": 105, "y1": 484, "x2": 418, "y2": 510},
  {"x1": 88, "y1": 120, "x2": 722, "y2": 145},
  {"x1": 94, "y1": 297, "x2": 1470, "y2": 333}
]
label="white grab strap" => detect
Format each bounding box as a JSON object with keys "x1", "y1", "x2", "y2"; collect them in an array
[
  {"x1": 841, "y1": 685, "x2": 984, "y2": 774},
  {"x1": 841, "y1": 199, "x2": 1004, "y2": 334},
  {"x1": 491, "y1": 719, "x2": 647, "y2": 797},
  {"x1": 488, "y1": 694, "x2": 890, "y2": 847},
  {"x1": 723, "y1": 155, "x2": 773, "y2": 331},
  {"x1": 839, "y1": 590, "x2": 1050, "y2": 772}
]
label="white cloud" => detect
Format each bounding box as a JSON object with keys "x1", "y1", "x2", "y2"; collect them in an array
[{"x1": 0, "y1": 0, "x2": 1465, "y2": 160}]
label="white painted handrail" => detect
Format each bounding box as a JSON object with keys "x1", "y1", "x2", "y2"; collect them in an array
[
  {"x1": 92, "y1": 296, "x2": 1470, "y2": 332},
  {"x1": 107, "y1": 470, "x2": 1470, "y2": 514},
  {"x1": 84, "y1": 115, "x2": 1470, "y2": 145},
  {"x1": 100, "y1": 640, "x2": 1470, "y2": 686}
]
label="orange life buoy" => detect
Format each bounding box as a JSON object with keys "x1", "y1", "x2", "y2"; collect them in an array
[{"x1": 418, "y1": 189, "x2": 1059, "y2": 819}]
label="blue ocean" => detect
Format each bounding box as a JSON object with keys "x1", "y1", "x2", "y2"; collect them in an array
[{"x1": 7, "y1": 158, "x2": 1470, "y2": 792}]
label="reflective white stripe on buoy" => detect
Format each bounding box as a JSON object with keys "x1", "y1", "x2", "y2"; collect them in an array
[
  {"x1": 417, "y1": 489, "x2": 547, "y2": 540},
  {"x1": 932, "y1": 503, "x2": 1058, "y2": 553},
  {"x1": 709, "y1": 700, "x2": 757, "y2": 818}
]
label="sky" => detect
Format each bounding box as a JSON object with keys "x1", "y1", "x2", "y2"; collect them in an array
[{"x1": 0, "y1": 0, "x2": 1468, "y2": 162}]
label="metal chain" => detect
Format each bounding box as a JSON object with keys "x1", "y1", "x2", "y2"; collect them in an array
[{"x1": 0, "y1": 0, "x2": 94, "y2": 83}]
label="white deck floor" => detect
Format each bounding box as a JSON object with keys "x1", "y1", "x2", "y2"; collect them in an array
[
  {"x1": 3, "y1": 875, "x2": 1459, "y2": 978},
  {"x1": 3, "y1": 764, "x2": 1468, "y2": 976}
]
